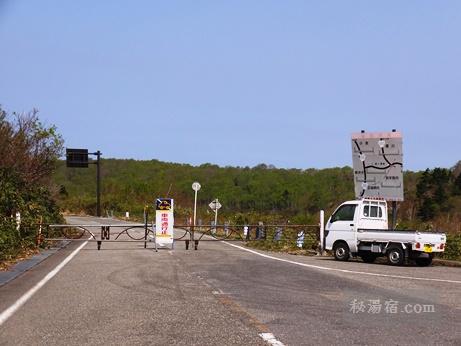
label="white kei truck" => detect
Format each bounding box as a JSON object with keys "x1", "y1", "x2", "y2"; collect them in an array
[{"x1": 324, "y1": 199, "x2": 446, "y2": 266}]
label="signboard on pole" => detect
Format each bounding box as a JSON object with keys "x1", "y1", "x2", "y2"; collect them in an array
[
  {"x1": 66, "y1": 148, "x2": 89, "y2": 168},
  {"x1": 155, "y1": 198, "x2": 174, "y2": 246},
  {"x1": 192, "y1": 182, "x2": 201, "y2": 191},
  {"x1": 208, "y1": 199, "x2": 222, "y2": 211},
  {"x1": 351, "y1": 130, "x2": 404, "y2": 201},
  {"x1": 209, "y1": 199, "x2": 222, "y2": 234}
]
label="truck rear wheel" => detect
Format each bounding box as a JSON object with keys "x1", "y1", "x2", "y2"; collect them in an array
[
  {"x1": 415, "y1": 256, "x2": 433, "y2": 267},
  {"x1": 387, "y1": 246, "x2": 405, "y2": 266},
  {"x1": 333, "y1": 242, "x2": 350, "y2": 261}
]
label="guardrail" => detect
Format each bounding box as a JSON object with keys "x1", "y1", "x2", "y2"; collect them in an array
[{"x1": 36, "y1": 223, "x2": 157, "y2": 251}]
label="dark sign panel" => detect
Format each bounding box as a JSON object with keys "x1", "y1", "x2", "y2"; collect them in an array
[
  {"x1": 66, "y1": 148, "x2": 89, "y2": 168},
  {"x1": 156, "y1": 198, "x2": 172, "y2": 211}
]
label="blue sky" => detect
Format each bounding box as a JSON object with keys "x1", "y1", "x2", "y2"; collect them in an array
[{"x1": 1, "y1": 1, "x2": 460, "y2": 170}]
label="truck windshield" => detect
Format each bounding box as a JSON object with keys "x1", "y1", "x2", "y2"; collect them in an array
[{"x1": 331, "y1": 204, "x2": 357, "y2": 222}]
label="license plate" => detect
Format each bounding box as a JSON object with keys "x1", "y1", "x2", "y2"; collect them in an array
[{"x1": 424, "y1": 245, "x2": 433, "y2": 253}]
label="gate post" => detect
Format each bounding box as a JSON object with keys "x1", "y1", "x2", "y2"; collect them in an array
[
  {"x1": 37, "y1": 216, "x2": 43, "y2": 246},
  {"x1": 144, "y1": 207, "x2": 148, "y2": 249},
  {"x1": 319, "y1": 210, "x2": 325, "y2": 255},
  {"x1": 190, "y1": 223, "x2": 195, "y2": 250}
]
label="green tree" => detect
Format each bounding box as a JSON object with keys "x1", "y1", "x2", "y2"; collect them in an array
[{"x1": 0, "y1": 107, "x2": 64, "y2": 261}]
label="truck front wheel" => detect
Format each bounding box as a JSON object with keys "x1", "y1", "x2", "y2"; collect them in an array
[
  {"x1": 387, "y1": 246, "x2": 405, "y2": 266},
  {"x1": 333, "y1": 242, "x2": 350, "y2": 261}
]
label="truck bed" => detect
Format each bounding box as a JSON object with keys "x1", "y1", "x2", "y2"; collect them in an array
[{"x1": 357, "y1": 228, "x2": 445, "y2": 244}]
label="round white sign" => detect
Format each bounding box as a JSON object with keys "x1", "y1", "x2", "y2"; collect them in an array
[{"x1": 192, "y1": 182, "x2": 201, "y2": 191}]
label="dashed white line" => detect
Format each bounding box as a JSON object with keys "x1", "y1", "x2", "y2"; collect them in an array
[
  {"x1": 0, "y1": 239, "x2": 89, "y2": 326},
  {"x1": 259, "y1": 333, "x2": 285, "y2": 346},
  {"x1": 222, "y1": 242, "x2": 461, "y2": 285}
]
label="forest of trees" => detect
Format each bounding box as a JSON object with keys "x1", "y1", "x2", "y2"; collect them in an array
[
  {"x1": 0, "y1": 108, "x2": 63, "y2": 262},
  {"x1": 53, "y1": 158, "x2": 461, "y2": 234}
]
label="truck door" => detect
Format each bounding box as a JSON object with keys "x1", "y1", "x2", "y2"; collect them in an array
[{"x1": 326, "y1": 203, "x2": 358, "y2": 251}]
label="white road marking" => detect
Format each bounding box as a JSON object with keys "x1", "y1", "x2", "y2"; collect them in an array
[
  {"x1": 222, "y1": 242, "x2": 461, "y2": 285},
  {"x1": 0, "y1": 239, "x2": 89, "y2": 326},
  {"x1": 259, "y1": 333, "x2": 285, "y2": 346}
]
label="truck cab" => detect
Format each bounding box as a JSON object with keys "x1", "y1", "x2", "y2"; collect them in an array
[
  {"x1": 324, "y1": 199, "x2": 446, "y2": 266},
  {"x1": 325, "y1": 199, "x2": 388, "y2": 253}
]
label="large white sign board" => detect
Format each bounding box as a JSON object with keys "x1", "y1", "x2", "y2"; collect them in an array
[
  {"x1": 155, "y1": 198, "x2": 174, "y2": 246},
  {"x1": 351, "y1": 131, "x2": 404, "y2": 201}
]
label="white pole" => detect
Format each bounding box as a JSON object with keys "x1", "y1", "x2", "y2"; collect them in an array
[
  {"x1": 193, "y1": 190, "x2": 198, "y2": 226},
  {"x1": 320, "y1": 210, "x2": 325, "y2": 255},
  {"x1": 214, "y1": 206, "x2": 218, "y2": 234},
  {"x1": 16, "y1": 212, "x2": 21, "y2": 232}
]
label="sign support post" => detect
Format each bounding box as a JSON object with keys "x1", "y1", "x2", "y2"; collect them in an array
[
  {"x1": 391, "y1": 201, "x2": 397, "y2": 230},
  {"x1": 192, "y1": 182, "x2": 201, "y2": 247},
  {"x1": 214, "y1": 206, "x2": 218, "y2": 234},
  {"x1": 208, "y1": 199, "x2": 222, "y2": 234},
  {"x1": 66, "y1": 148, "x2": 102, "y2": 217},
  {"x1": 192, "y1": 182, "x2": 201, "y2": 227},
  {"x1": 96, "y1": 150, "x2": 101, "y2": 217}
]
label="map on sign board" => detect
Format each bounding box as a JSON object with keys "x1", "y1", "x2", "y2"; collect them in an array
[{"x1": 351, "y1": 131, "x2": 404, "y2": 201}]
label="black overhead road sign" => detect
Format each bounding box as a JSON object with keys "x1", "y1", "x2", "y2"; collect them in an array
[{"x1": 66, "y1": 148, "x2": 89, "y2": 168}]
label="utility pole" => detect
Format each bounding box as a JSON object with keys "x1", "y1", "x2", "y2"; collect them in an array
[{"x1": 66, "y1": 148, "x2": 102, "y2": 218}]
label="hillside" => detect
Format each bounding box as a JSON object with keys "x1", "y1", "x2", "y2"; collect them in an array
[{"x1": 53, "y1": 159, "x2": 461, "y2": 233}]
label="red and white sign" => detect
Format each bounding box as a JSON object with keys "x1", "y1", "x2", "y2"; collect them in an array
[{"x1": 155, "y1": 198, "x2": 174, "y2": 246}]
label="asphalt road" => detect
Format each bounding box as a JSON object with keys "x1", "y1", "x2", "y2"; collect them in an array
[{"x1": 1, "y1": 216, "x2": 460, "y2": 345}]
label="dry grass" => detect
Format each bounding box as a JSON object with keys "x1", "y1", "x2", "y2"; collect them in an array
[{"x1": 0, "y1": 247, "x2": 39, "y2": 271}]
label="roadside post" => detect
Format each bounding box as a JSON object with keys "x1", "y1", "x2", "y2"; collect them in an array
[
  {"x1": 224, "y1": 221, "x2": 229, "y2": 236},
  {"x1": 37, "y1": 216, "x2": 42, "y2": 246},
  {"x1": 274, "y1": 227, "x2": 283, "y2": 241},
  {"x1": 15, "y1": 212, "x2": 21, "y2": 232},
  {"x1": 297, "y1": 230, "x2": 305, "y2": 248},
  {"x1": 143, "y1": 206, "x2": 148, "y2": 249},
  {"x1": 155, "y1": 198, "x2": 174, "y2": 250},
  {"x1": 319, "y1": 210, "x2": 325, "y2": 255}
]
